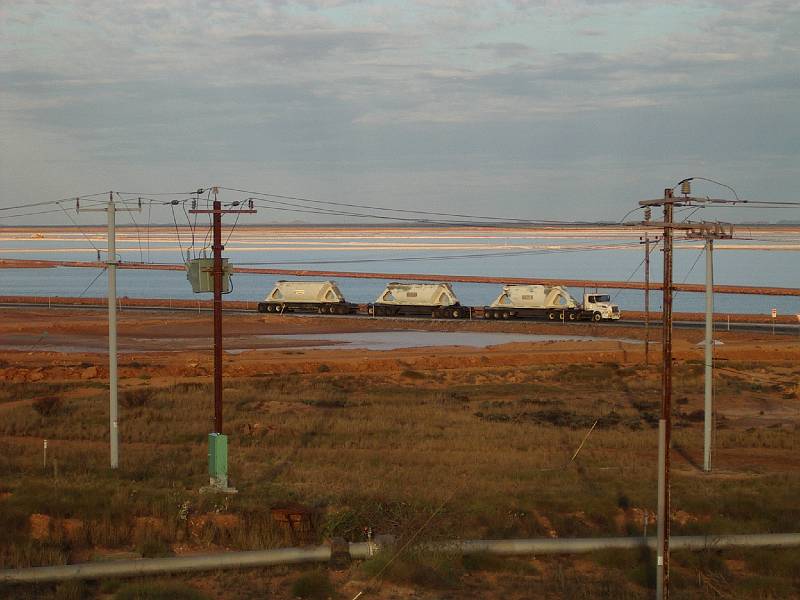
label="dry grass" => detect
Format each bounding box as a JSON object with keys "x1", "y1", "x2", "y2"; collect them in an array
[{"x1": 0, "y1": 358, "x2": 797, "y2": 598}]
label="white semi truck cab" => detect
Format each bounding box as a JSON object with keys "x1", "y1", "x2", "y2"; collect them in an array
[{"x1": 582, "y1": 293, "x2": 621, "y2": 321}]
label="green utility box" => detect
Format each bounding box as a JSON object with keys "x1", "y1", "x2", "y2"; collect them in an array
[
  {"x1": 208, "y1": 433, "x2": 228, "y2": 488},
  {"x1": 187, "y1": 258, "x2": 232, "y2": 293}
]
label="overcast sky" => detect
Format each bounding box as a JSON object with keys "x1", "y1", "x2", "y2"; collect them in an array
[{"x1": 1, "y1": 1, "x2": 799, "y2": 223}]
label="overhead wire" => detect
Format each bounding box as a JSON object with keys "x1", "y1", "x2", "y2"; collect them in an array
[
  {"x1": 219, "y1": 186, "x2": 610, "y2": 225},
  {"x1": 611, "y1": 237, "x2": 662, "y2": 302},
  {"x1": 57, "y1": 202, "x2": 101, "y2": 256},
  {"x1": 0, "y1": 192, "x2": 109, "y2": 212}
]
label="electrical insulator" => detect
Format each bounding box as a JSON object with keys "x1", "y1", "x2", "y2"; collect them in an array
[
  {"x1": 196, "y1": 189, "x2": 204, "y2": 195},
  {"x1": 76, "y1": 198, "x2": 80, "y2": 211},
  {"x1": 248, "y1": 199, "x2": 254, "y2": 209},
  {"x1": 191, "y1": 199, "x2": 197, "y2": 210},
  {"x1": 171, "y1": 199, "x2": 180, "y2": 205},
  {"x1": 644, "y1": 208, "x2": 651, "y2": 221},
  {"x1": 681, "y1": 180, "x2": 691, "y2": 196},
  {"x1": 138, "y1": 198, "x2": 142, "y2": 209}
]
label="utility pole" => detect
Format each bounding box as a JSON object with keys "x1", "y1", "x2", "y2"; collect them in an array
[
  {"x1": 657, "y1": 187, "x2": 673, "y2": 600},
  {"x1": 640, "y1": 218, "x2": 659, "y2": 368},
  {"x1": 704, "y1": 238, "x2": 713, "y2": 471},
  {"x1": 189, "y1": 188, "x2": 255, "y2": 491},
  {"x1": 80, "y1": 192, "x2": 140, "y2": 469},
  {"x1": 637, "y1": 181, "x2": 734, "y2": 600},
  {"x1": 644, "y1": 232, "x2": 650, "y2": 366},
  {"x1": 685, "y1": 213, "x2": 732, "y2": 473}
]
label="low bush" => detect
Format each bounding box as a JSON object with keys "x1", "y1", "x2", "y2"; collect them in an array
[
  {"x1": 290, "y1": 569, "x2": 336, "y2": 599},
  {"x1": 114, "y1": 581, "x2": 211, "y2": 600},
  {"x1": 33, "y1": 396, "x2": 62, "y2": 417}
]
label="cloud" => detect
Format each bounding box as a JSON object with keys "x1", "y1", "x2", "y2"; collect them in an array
[{"x1": 0, "y1": 0, "x2": 799, "y2": 218}]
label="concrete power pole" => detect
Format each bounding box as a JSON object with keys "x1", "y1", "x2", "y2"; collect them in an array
[
  {"x1": 80, "y1": 192, "x2": 140, "y2": 469},
  {"x1": 685, "y1": 216, "x2": 731, "y2": 472}
]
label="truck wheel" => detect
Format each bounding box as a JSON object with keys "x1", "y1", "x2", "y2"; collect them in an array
[
  {"x1": 548, "y1": 311, "x2": 556, "y2": 320},
  {"x1": 568, "y1": 312, "x2": 577, "y2": 321},
  {"x1": 451, "y1": 308, "x2": 461, "y2": 319},
  {"x1": 483, "y1": 311, "x2": 492, "y2": 319},
  {"x1": 502, "y1": 311, "x2": 511, "y2": 319},
  {"x1": 592, "y1": 312, "x2": 602, "y2": 322}
]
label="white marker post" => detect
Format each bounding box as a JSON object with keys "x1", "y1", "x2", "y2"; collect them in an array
[{"x1": 771, "y1": 308, "x2": 777, "y2": 335}]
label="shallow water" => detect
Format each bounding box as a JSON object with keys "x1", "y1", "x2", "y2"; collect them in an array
[{"x1": 257, "y1": 330, "x2": 636, "y2": 351}]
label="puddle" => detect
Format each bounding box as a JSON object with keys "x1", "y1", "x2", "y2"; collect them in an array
[
  {"x1": 252, "y1": 330, "x2": 633, "y2": 351},
  {"x1": 2, "y1": 330, "x2": 639, "y2": 354}
]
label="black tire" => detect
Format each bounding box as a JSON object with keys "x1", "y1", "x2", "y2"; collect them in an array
[
  {"x1": 451, "y1": 308, "x2": 461, "y2": 319},
  {"x1": 568, "y1": 312, "x2": 577, "y2": 321},
  {"x1": 548, "y1": 311, "x2": 556, "y2": 320},
  {"x1": 264, "y1": 304, "x2": 273, "y2": 313},
  {"x1": 502, "y1": 311, "x2": 511, "y2": 319},
  {"x1": 592, "y1": 312, "x2": 602, "y2": 322},
  {"x1": 431, "y1": 310, "x2": 439, "y2": 319},
  {"x1": 483, "y1": 311, "x2": 492, "y2": 319}
]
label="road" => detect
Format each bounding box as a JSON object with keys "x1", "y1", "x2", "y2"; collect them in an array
[{"x1": 1, "y1": 301, "x2": 798, "y2": 335}]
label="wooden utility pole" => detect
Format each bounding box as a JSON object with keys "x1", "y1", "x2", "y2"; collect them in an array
[
  {"x1": 640, "y1": 224, "x2": 659, "y2": 367},
  {"x1": 657, "y1": 187, "x2": 674, "y2": 600},
  {"x1": 637, "y1": 182, "x2": 734, "y2": 600},
  {"x1": 189, "y1": 188, "x2": 255, "y2": 490}
]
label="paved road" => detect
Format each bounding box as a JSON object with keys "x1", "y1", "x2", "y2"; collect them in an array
[{"x1": 2, "y1": 301, "x2": 799, "y2": 335}]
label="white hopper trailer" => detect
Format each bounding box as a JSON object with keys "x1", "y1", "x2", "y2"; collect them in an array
[
  {"x1": 257, "y1": 280, "x2": 357, "y2": 314},
  {"x1": 483, "y1": 285, "x2": 621, "y2": 322},
  {"x1": 368, "y1": 282, "x2": 468, "y2": 319}
]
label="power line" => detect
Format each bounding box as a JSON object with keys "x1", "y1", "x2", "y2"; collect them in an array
[
  {"x1": 219, "y1": 186, "x2": 608, "y2": 225},
  {"x1": 0, "y1": 193, "x2": 109, "y2": 212}
]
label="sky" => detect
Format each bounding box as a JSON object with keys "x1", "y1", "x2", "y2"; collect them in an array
[{"x1": 1, "y1": 0, "x2": 799, "y2": 223}]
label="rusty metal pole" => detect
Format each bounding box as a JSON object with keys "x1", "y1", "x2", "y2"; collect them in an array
[
  {"x1": 212, "y1": 194, "x2": 223, "y2": 434},
  {"x1": 644, "y1": 233, "x2": 650, "y2": 367},
  {"x1": 656, "y1": 188, "x2": 674, "y2": 600}
]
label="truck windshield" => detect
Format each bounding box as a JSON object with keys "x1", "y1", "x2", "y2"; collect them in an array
[{"x1": 589, "y1": 295, "x2": 611, "y2": 303}]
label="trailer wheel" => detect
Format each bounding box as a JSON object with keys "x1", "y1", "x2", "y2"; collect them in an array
[
  {"x1": 266, "y1": 304, "x2": 274, "y2": 313},
  {"x1": 568, "y1": 312, "x2": 577, "y2": 321},
  {"x1": 548, "y1": 311, "x2": 556, "y2": 320},
  {"x1": 451, "y1": 308, "x2": 461, "y2": 319},
  {"x1": 483, "y1": 311, "x2": 492, "y2": 319},
  {"x1": 592, "y1": 312, "x2": 602, "y2": 322},
  {"x1": 431, "y1": 310, "x2": 439, "y2": 319}
]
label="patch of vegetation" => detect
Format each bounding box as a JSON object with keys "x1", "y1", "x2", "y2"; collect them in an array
[
  {"x1": 290, "y1": 569, "x2": 336, "y2": 599},
  {"x1": 114, "y1": 581, "x2": 211, "y2": 600},
  {"x1": 120, "y1": 387, "x2": 156, "y2": 409},
  {"x1": 32, "y1": 396, "x2": 63, "y2": 417},
  {"x1": 361, "y1": 548, "x2": 463, "y2": 589}
]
